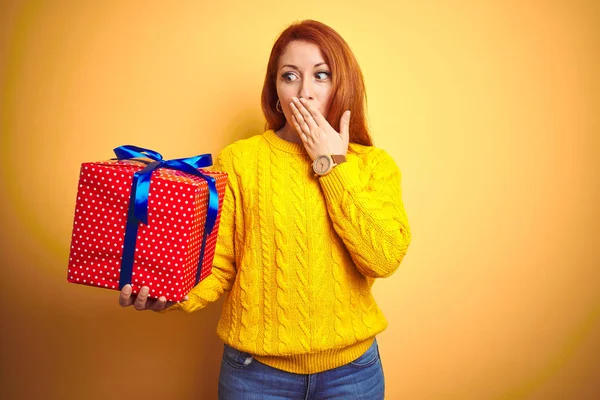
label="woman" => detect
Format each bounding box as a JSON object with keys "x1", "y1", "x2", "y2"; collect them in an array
[{"x1": 119, "y1": 19, "x2": 411, "y2": 399}]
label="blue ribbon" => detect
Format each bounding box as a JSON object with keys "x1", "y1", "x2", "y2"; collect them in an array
[{"x1": 113, "y1": 145, "x2": 219, "y2": 290}]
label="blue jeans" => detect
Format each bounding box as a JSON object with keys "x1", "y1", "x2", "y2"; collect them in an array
[{"x1": 218, "y1": 338, "x2": 385, "y2": 399}]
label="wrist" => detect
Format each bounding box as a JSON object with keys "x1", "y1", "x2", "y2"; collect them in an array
[
  {"x1": 317, "y1": 159, "x2": 361, "y2": 196},
  {"x1": 312, "y1": 154, "x2": 347, "y2": 177}
]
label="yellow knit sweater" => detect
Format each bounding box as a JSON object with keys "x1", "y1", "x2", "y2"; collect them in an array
[{"x1": 161, "y1": 129, "x2": 412, "y2": 374}]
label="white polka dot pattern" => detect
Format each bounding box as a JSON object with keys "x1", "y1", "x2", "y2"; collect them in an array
[{"x1": 66, "y1": 159, "x2": 228, "y2": 302}]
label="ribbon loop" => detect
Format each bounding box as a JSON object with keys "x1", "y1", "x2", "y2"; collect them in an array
[
  {"x1": 113, "y1": 145, "x2": 163, "y2": 161},
  {"x1": 171, "y1": 154, "x2": 213, "y2": 169}
]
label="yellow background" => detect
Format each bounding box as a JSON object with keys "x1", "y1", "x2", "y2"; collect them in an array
[{"x1": 1, "y1": 1, "x2": 599, "y2": 399}]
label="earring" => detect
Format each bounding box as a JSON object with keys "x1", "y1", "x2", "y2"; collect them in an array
[{"x1": 276, "y1": 99, "x2": 283, "y2": 113}]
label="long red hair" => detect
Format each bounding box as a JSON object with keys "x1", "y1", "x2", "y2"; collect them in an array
[{"x1": 261, "y1": 20, "x2": 374, "y2": 147}]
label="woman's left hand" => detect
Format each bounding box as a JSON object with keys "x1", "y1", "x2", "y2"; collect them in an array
[{"x1": 290, "y1": 97, "x2": 351, "y2": 161}]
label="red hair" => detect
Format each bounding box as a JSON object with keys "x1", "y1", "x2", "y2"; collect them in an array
[{"x1": 261, "y1": 20, "x2": 374, "y2": 147}]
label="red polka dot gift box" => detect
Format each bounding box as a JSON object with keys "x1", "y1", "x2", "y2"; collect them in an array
[{"x1": 67, "y1": 145, "x2": 228, "y2": 303}]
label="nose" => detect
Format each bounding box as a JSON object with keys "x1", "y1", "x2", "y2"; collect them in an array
[{"x1": 298, "y1": 79, "x2": 315, "y2": 101}]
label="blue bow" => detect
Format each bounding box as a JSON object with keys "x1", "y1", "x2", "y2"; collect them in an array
[{"x1": 113, "y1": 145, "x2": 219, "y2": 291}]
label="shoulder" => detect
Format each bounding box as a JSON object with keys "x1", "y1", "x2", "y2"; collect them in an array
[
  {"x1": 347, "y1": 143, "x2": 397, "y2": 169},
  {"x1": 214, "y1": 133, "x2": 264, "y2": 171},
  {"x1": 219, "y1": 134, "x2": 263, "y2": 159}
]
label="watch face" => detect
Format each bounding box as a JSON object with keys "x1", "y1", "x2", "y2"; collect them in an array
[{"x1": 314, "y1": 155, "x2": 332, "y2": 174}]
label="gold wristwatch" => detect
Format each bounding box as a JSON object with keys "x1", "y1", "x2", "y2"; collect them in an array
[{"x1": 312, "y1": 154, "x2": 347, "y2": 177}]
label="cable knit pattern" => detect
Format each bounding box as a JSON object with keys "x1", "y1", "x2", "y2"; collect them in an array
[
  {"x1": 349, "y1": 278, "x2": 362, "y2": 341},
  {"x1": 289, "y1": 158, "x2": 311, "y2": 352},
  {"x1": 319, "y1": 146, "x2": 412, "y2": 278},
  {"x1": 225, "y1": 147, "x2": 241, "y2": 345},
  {"x1": 331, "y1": 228, "x2": 350, "y2": 347},
  {"x1": 237, "y1": 147, "x2": 259, "y2": 352},
  {"x1": 258, "y1": 142, "x2": 275, "y2": 354},
  {"x1": 269, "y1": 144, "x2": 293, "y2": 355},
  {"x1": 160, "y1": 130, "x2": 412, "y2": 374},
  {"x1": 311, "y1": 184, "x2": 331, "y2": 349}
]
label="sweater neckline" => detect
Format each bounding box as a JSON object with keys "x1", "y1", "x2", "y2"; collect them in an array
[{"x1": 263, "y1": 129, "x2": 308, "y2": 155}]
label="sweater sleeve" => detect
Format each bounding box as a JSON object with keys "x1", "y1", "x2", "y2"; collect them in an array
[
  {"x1": 159, "y1": 148, "x2": 238, "y2": 313},
  {"x1": 318, "y1": 148, "x2": 412, "y2": 278}
]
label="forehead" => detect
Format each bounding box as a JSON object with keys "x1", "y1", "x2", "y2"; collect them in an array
[{"x1": 278, "y1": 40, "x2": 326, "y2": 68}]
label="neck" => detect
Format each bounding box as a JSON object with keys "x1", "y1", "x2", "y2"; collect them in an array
[{"x1": 275, "y1": 123, "x2": 303, "y2": 145}]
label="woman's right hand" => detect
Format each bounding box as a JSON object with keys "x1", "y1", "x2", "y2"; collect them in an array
[{"x1": 118, "y1": 284, "x2": 188, "y2": 312}]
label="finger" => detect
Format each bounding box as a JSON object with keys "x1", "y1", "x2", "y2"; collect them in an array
[
  {"x1": 292, "y1": 98, "x2": 318, "y2": 131},
  {"x1": 119, "y1": 284, "x2": 134, "y2": 307},
  {"x1": 291, "y1": 113, "x2": 309, "y2": 142},
  {"x1": 299, "y1": 98, "x2": 327, "y2": 126},
  {"x1": 290, "y1": 101, "x2": 310, "y2": 134},
  {"x1": 151, "y1": 296, "x2": 167, "y2": 312},
  {"x1": 146, "y1": 298, "x2": 158, "y2": 310},
  {"x1": 290, "y1": 102, "x2": 311, "y2": 135},
  {"x1": 340, "y1": 110, "x2": 351, "y2": 143},
  {"x1": 134, "y1": 286, "x2": 150, "y2": 311},
  {"x1": 292, "y1": 115, "x2": 308, "y2": 142}
]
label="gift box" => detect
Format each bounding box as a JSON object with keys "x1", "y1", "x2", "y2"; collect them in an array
[{"x1": 67, "y1": 145, "x2": 228, "y2": 302}]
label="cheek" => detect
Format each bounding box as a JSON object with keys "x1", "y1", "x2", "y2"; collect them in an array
[
  {"x1": 276, "y1": 88, "x2": 293, "y2": 112},
  {"x1": 279, "y1": 98, "x2": 295, "y2": 123},
  {"x1": 319, "y1": 88, "x2": 333, "y2": 116},
  {"x1": 321, "y1": 98, "x2": 332, "y2": 118},
  {"x1": 280, "y1": 98, "x2": 293, "y2": 117}
]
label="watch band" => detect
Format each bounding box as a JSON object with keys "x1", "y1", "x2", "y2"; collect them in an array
[{"x1": 331, "y1": 155, "x2": 347, "y2": 164}]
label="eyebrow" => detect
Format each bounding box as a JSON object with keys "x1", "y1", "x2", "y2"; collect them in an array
[{"x1": 280, "y1": 62, "x2": 328, "y2": 70}]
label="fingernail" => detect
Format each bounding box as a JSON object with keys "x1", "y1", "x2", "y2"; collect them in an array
[
  {"x1": 123, "y1": 285, "x2": 131, "y2": 293},
  {"x1": 141, "y1": 287, "x2": 148, "y2": 295}
]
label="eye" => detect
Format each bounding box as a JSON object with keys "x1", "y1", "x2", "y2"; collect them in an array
[
  {"x1": 281, "y1": 72, "x2": 298, "y2": 82},
  {"x1": 316, "y1": 71, "x2": 331, "y2": 81}
]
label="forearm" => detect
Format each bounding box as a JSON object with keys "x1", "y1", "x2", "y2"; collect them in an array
[{"x1": 319, "y1": 152, "x2": 412, "y2": 278}]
